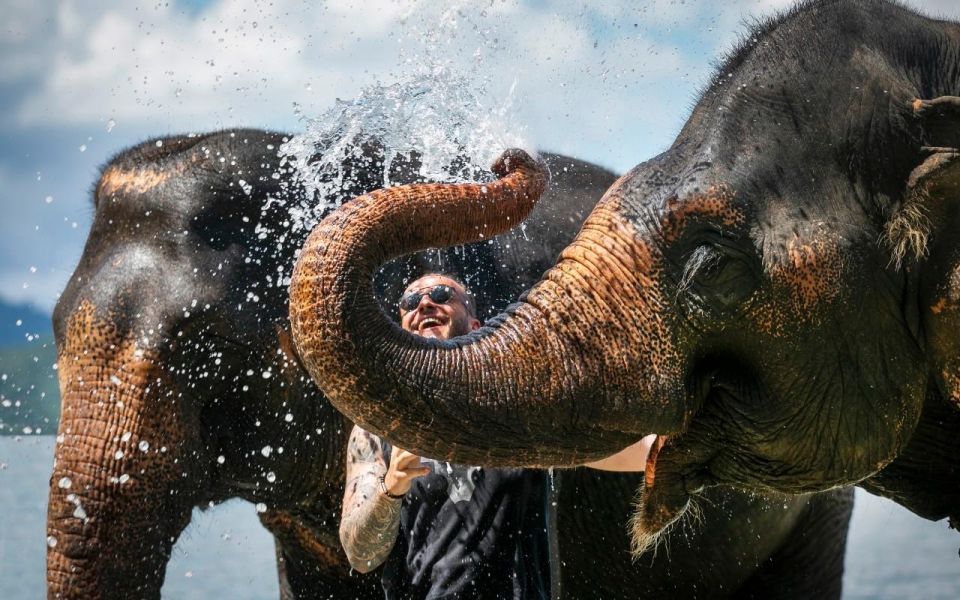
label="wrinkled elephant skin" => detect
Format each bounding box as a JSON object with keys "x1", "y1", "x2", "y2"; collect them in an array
[
  {"x1": 290, "y1": 0, "x2": 960, "y2": 554},
  {"x1": 51, "y1": 128, "x2": 854, "y2": 599}
]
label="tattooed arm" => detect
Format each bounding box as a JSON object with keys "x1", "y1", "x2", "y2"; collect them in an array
[{"x1": 339, "y1": 425, "x2": 431, "y2": 573}]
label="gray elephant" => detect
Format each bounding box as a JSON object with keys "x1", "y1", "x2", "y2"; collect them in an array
[
  {"x1": 49, "y1": 127, "x2": 852, "y2": 599},
  {"x1": 289, "y1": 0, "x2": 959, "y2": 559}
]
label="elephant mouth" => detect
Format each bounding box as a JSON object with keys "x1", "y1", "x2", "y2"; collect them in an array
[
  {"x1": 631, "y1": 379, "x2": 732, "y2": 555},
  {"x1": 631, "y1": 431, "x2": 706, "y2": 556},
  {"x1": 642, "y1": 435, "x2": 666, "y2": 488}
]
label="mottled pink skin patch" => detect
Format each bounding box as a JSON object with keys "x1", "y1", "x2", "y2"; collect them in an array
[
  {"x1": 748, "y1": 227, "x2": 845, "y2": 337},
  {"x1": 97, "y1": 152, "x2": 203, "y2": 198},
  {"x1": 660, "y1": 185, "x2": 745, "y2": 242},
  {"x1": 98, "y1": 165, "x2": 174, "y2": 196}
]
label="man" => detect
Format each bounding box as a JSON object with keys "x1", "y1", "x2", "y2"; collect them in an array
[{"x1": 339, "y1": 273, "x2": 652, "y2": 599}]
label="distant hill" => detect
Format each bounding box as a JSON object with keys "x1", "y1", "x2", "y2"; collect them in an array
[
  {"x1": 0, "y1": 342, "x2": 59, "y2": 434},
  {"x1": 0, "y1": 300, "x2": 52, "y2": 347},
  {"x1": 0, "y1": 300, "x2": 59, "y2": 434}
]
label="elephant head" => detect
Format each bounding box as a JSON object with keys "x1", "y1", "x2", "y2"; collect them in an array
[
  {"x1": 289, "y1": 0, "x2": 960, "y2": 553},
  {"x1": 48, "y1": 126, "x2": 630, "y2": 597},
  {"x1": 47, "y1": 129, "x2": 365, "y2": 598}
]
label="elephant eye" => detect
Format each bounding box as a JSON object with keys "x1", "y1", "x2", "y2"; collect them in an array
[{"x1": 680, "y1": 244, "x2": 755, "y2": 310}]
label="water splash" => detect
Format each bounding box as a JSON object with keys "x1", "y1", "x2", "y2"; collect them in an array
[{"x1": 278, "y1": 65, "x2": 525, "y2": 234}]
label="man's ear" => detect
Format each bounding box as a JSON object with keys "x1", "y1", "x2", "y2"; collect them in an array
[{"x1": 469, "y1": 318, "x2": 481, "y2": 331}]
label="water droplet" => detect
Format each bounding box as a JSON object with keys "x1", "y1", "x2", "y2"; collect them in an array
[
  {"x1": 110, "y1": 375, "x2": 122, "y2": 386},
  {"x1": 261, "y1": 370, "x2": 272, "y2": 379},
  {"x1": 138, "y1": 440, "x2": 150, "y2": 452},
  {"x1": 284, "y1": 413, "x2": 293, "y2": 422},
  {"x1": 119, "y1": 474, "x2": 130, "y2": 484},
  {"x1": 58, "y1": 477, "x2": 72, "y2": 489},
  {"x1": 78, "y1": 144, "x2": 87, "y2": 153},
  {"x1": 114, "y1": 450, "x2": 124, "y2": 460},
  {"x1": 121, "y1": 432, "x2": 132, "y2": 442},
  {"x1": 217, "y1": 455, "x2": 225, "y2": 464},
  {"x1": 44, "y1": 196, "x2": 53, "y2": 204},
  {"x1": 255, "y1": 502, "x2": 267, "y2": 513},
  {"x1": 266, "y1": 472, "x2": 276, "y2": 483},
  {"x1": 106, "y1": 119, "x2": 116, "y2": 132},
  {"x1": 261, "y1": 445, "x2": 273, "y2": 457},
  {"x1": 47, "y1": 536, "x2": 58, "y2": 548}
]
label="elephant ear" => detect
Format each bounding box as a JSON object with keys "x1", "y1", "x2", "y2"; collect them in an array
[
  {"x1": 861, "y1": 97, "x2": 960, "y2": 525},
  {"x1": 885, "y1": 97, "x2": 960, "y2": 268},
  {"x1": 902, "y1": 97, "x2": 960, "y2": 396},
  {"x1": 908, "y1": 95, "x2": 960, "y2": 195}
]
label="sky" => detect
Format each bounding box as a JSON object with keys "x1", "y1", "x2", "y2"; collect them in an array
[{"x1": 1, "y1": 0, "x2": 959, "y2": 313}]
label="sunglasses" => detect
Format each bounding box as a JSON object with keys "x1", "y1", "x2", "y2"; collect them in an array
[{"x1": 399, "y1": 284, "x2": 455, "y2": 312}]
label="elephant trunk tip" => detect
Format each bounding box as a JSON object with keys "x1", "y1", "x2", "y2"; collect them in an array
[{"x1": 491, "y1": 148, "x2": 548, "y2": 183}]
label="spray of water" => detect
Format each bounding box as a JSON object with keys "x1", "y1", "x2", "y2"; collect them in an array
[
  {"x1": 277, "y1": 2, "x2": 528, "y2": 234},
  {"x1": 279, "y1": 69, "x2": 523, "y2": 231}
]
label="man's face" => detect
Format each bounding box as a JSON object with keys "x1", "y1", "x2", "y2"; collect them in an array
[{"x1": 399, "y1": 275, "x2": 480, "y2": 340}]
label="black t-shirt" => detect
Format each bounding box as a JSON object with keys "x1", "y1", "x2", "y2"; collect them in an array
[{"x1": 380, "y1": 441, "x2": 551, "y2": 600}]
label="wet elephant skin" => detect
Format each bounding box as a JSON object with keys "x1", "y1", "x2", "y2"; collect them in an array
[
  {"x1": 50, "y1": 128, "x2": 853, "y2": 598},
  {"x1": 289, "y1": 0, "x2": 960, "y2": 562}
]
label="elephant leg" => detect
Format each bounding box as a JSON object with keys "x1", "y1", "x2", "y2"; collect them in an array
[
  {"x1": 259, "y1": 509, "x2": 381, "y2": 600},
  {"x1": 733, "y1": 488, "x2": 855, "y2": 600}
]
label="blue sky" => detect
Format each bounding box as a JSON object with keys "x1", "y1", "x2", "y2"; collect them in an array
[{"x1": 1, "y1": 0, "x2": 958, "y2": 313}]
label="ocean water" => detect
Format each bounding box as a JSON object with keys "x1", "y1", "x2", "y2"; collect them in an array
[{"x1": 1, "y1": 435, "x2": 957, "y2": 599}]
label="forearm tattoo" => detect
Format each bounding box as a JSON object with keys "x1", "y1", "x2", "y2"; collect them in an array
[{"x1": 339, "y1": 426, "x2": 402, "y2": 571}]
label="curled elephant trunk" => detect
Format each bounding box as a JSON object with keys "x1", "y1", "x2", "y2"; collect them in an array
[
  {"x1": 290, "y1": 149, "x2": 686, "y2": 466},
  {"x1": 47, "y1": 303, "x2": 200, "y2": 599}
]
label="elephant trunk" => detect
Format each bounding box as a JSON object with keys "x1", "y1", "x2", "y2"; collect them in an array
[
  {"x1": 290, "y1": 150, "x2": 687, "y2": 466},
  {"x1": 47, "y1": 303, "x2": 200, "y2": 599}
]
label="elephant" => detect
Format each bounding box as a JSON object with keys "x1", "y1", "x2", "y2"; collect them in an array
[
  {"x1": 48, "y1": 127, "x2": 854, "y2": 598},
  {"x1": 289, "y1": 0, "x2": 960, "y2": 561}
]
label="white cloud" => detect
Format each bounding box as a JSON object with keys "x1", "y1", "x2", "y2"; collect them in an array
[
  {"x1": 12, "y1": 1, "x2": 960, "y2": 131},
  {"x1": 3, "y1": 0, "x2": 960, "y2": 310},
  {"x1": 13, "y1": 0, "x2": 418, "y2": 129}
]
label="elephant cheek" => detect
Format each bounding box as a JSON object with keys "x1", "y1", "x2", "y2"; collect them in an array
[
  {"x1": 747, "y1": 231, "x2": 845, "y2": 336},
  {"x1": 47, "y1": 303, "x2": 201, "y2": 599}
]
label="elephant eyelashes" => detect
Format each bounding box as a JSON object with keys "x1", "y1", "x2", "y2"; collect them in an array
[{"x1": 680, "y1": 244, "x2": 755, "y2": 310}]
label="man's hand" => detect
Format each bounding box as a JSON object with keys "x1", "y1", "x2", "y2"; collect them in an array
[
  {"x1": 384, "y1": 447, "x2": 432, "y2": 496},
  {"x1": 339, "y1": 426, "x2": 414, "y2": 573}
]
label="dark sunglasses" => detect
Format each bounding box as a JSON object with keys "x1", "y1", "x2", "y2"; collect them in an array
[{"x1": 399, "y1": 284, "x2": 455, "y2": 312}]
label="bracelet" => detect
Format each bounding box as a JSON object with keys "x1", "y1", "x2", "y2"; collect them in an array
[{"x1": 378, "y1": 475, "x2": 405, "y2": 500}]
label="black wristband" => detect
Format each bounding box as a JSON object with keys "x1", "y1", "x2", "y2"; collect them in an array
[{"x1": 378, "y1": 475, "x2": 405, "y2": 500}]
